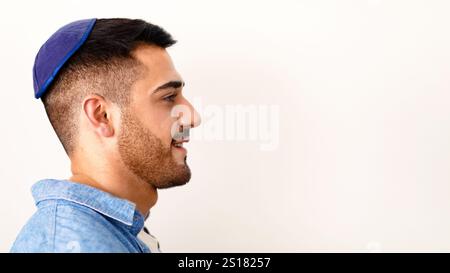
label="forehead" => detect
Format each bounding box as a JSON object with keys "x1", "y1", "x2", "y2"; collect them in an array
[{"x1": 132, "y1": 44, "x2": 182, "y2": 87}]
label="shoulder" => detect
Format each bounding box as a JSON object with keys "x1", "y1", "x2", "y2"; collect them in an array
[
  {"x1": 11, "y1": 200, "x2": 131, "y2": 253},
  {"x1": 10, "y1": 201, "x2": 57, "y2": 252}
]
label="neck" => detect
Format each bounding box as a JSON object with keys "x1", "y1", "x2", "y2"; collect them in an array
[{"x1": 68, "y1": 154, "x2": 158, "y2": 216}]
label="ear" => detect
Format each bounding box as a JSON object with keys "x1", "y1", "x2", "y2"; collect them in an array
[{"x1": 82, "y1": 94, "x2": 115, "y2": 137}]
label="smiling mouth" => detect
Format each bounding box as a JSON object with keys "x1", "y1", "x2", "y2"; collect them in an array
[
  {"x1": 172, "y1": 142, "x2": 184, "y2": 148},
  {"x1": 171, "y1": 138, "x2": 189, "y2": 148}
]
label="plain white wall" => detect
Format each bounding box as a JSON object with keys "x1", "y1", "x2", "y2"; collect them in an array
[{"x1": 2, "y1": 0, "x2": 450, "y2": 252}]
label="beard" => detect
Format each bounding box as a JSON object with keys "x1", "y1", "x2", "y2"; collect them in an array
[{"x1": 118, "y1": 108, "x2": 191, "y2": 189}]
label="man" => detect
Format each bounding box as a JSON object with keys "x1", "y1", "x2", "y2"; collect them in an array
[{"x1": 10, "y1": 18, "x2": 201, "y2": 253}]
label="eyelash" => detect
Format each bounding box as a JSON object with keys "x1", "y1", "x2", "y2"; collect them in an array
[{"x1": 163, "y1": 94, "x2": 177, "y2": 102}]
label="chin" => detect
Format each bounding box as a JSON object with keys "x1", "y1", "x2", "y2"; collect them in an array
[
  {"x1": 152, "y1": 164, "x2": 192, "y2": 190},
  {"x1": 155, "y1": 178, "x2": 190, "y2": 189}
]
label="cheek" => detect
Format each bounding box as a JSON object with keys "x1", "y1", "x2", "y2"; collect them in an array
[
  {"x1": 152, "y1": 113, "x2": 177, "y2": 146},
  {"x1": 137, "y1": 102, "x2": 177, "y2": 146},
  {"x1": 159, "y1": 118, "x2": 177, "y2": 145}
]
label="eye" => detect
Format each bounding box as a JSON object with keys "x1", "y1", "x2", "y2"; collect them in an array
[{"x1": 163, "y1": 94, "x2": 177, "y2": 102}]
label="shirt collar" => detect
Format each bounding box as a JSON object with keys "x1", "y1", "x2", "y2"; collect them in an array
[{"x1": 31, "y1": 179, "x2": 145, "y2": 235}]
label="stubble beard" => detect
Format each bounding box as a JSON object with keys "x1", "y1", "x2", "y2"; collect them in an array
[{"x1": 118, "y1": 108, "x2": 191, "y2": 189}]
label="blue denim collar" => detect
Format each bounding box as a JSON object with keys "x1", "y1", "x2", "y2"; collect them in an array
[{"x1": 31, "y1": 179, "x2": 145, "y2": 235}]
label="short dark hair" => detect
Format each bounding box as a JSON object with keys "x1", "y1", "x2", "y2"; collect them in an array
[{"x1": 41, "y1": 18, "x2": 177, "y2": 155}]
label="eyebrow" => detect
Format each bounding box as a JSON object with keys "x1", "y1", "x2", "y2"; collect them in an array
[{"x1": 153, "y1": 80, "x2": 185, "y2": 93}]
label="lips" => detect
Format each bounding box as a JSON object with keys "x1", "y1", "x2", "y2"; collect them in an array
[{"x1": 171, "y1": 138, "x2": 189, "y2": 148}]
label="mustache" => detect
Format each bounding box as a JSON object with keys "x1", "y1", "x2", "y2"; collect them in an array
[{"x1": 171, "y1": 125, "x2": 190, "y2": 142}]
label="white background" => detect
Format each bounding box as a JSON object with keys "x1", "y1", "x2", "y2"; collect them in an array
[{"x1": 1, "y1": 0, "x2": 450, "y2": 252}]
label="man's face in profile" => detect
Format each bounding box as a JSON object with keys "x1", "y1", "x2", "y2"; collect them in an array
[{"x1": 117, "y1": 44, "x2": 201, "y2": 189}]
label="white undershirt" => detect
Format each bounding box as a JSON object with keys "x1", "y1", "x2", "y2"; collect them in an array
[{"x1": 137, "y1": 227, "x2": 161, "y2": 253}]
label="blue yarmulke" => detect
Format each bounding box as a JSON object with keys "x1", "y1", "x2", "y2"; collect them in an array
[{"x1": 32, "y1": 18, "x2": 97, "y2": 99}]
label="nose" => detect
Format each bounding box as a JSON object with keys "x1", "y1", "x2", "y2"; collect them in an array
[
  {"x1": 189, "y1": 104, "x2": 201, "y2": 128},
  {"x1": 175, "y1": 98, "x2": 201, "y2": 129}
]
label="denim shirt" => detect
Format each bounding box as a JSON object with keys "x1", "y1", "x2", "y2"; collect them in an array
[{"x1": 10, "y1": 179, "x2": 154, "y2": 253}]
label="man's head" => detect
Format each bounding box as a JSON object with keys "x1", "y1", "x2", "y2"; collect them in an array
[{"x1": 37, "y1": 18, "x2": 201, "y2": 189}]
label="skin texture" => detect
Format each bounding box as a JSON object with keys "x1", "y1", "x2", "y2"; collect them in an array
[{"x1": 68, "y1": 44, "x2": 201, "y2": 216}]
